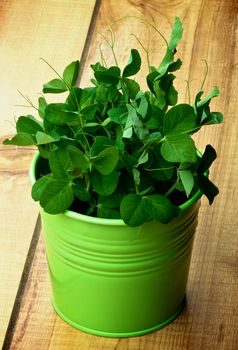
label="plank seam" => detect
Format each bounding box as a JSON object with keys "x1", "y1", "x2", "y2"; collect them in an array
[
  {"x1": 77, "y1": 0, "x2": 102, "y2": 85},
  {"x1": 2, "y1": 215, "x2": 42, "y2": 350}
]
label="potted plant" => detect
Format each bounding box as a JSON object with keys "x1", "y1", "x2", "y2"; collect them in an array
[{"x1": 3, "y1": 17, "x2": 223, "y2": 337}]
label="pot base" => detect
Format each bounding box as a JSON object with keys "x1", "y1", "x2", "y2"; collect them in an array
[{"x1": 52, "y1": 297, "x2": 186, "y2": 338}]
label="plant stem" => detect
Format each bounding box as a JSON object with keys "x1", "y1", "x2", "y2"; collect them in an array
[
  {"x1": 112, "y1": 47, "x2": 119, "y2": 67},
  {"x1": 164, "y1": 182, "x2": 177, "y2": 197},
  {"x1": 185, "y1": 80, "x2": 191, "y2": 105},
  {"x1": 135, "y1": 183, "x2": 139, "y2": 194},
  {"x1": 145, "y1": 166, "x2": 176, "y2": 171},
  {"x1": 99, "y1": 44, "x2": 108, "y2": 67},
  {"x1": 17, "y1": 91, "x2": 40, "y2": 112},
  {"x1": 120, "y1": 78, "x2": 129, "y2": 102},
  {"x1": 71, "y1": 89, "x2": 91, "y2": 153},
  {"x1": 95, "y1": 114, "x2": 111, "y2": 139},
  {"x1": 102, "y1": 101, "x2": 108, "y2": 117},
  {"x1": 130, "y1": 33, "x2": 151, "y2": 73},
  {"x1": 114, "y1": 16, "x2": 169, "y2": 48},
  {"x1": 97, "y1": 32, "x2": 118, "y2": 67},
  {"x1": 40, "y1": 57, "x2": 71, "y2": 91},
  {"x1": 86, "y1": 168, "x2": 91, "y2": 192},
  {"x1": 201, "y1": 59, "x2": 208, "y2": 90}
]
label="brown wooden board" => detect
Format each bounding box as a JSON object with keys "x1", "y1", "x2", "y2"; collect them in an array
[
  {"x1": 3, "y1": 0, "x2": 238, "y2": 349},
  {"x1": 0, "y1": 0, "x2": 96, "y2": 347}
]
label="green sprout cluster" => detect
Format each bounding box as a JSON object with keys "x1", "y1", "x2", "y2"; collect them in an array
[{"x1": 4, "y1": 18, "x2": 223, "y2": 226}]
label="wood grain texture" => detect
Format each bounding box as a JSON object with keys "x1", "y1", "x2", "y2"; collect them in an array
[
  {"x1": 0, "y1": 0, "x2": 96, "y2": 347},
  {"x1": 0, "y1": 142, "x2": 40, "y2": 348},
  {"x1": 4, "y1": 0, "x2": 238, "y2": 349}
]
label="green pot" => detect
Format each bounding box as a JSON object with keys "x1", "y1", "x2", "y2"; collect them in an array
[{"x1": 30, "y1": 152, "x2": 202, "y2": 337}]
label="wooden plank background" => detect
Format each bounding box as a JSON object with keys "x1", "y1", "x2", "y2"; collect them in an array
[
  {"x1": 0, "y1": 0, "x2": 96, "y2": 347},
  {"x1": 1, "y1": 0, "x2": 238, "y2": 349}
]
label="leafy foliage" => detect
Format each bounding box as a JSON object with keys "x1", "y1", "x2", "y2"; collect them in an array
[{"x1": 3, "y1": 17, "x2": 223, "y2": 226}]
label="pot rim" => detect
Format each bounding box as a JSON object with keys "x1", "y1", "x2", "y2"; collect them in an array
[{"x1": 29, "y1": 151, "x2": 203, "y2": 226}]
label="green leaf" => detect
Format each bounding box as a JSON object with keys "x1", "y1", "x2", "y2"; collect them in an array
[
  {"x1": 168, "y1": 59, "x2": 182, "y2": 72},
  {"x1": 43, "y1": 78, "x2": 68, "y2": 94},
  {"x1": 194, "y1": 90, "x2": 204, "y2": 107},
  {"x1": 153, "y1": 81, "x2": 166, "y2": 109},
  {"x1": 197, "y1": 144, "x2": 217, "y2": 173},
  {"x1": 144, "y1": 132, "x2": 162, "y2": 145},
  {"x1": 145, "y1": 106, "x2": 164, "y2": 130},
  {"x1": 91, "y1": 61, "x2": 105, "y2": 72},
  {"x1": 163, "y1": 104, "x2": 196, "y2": 136},
  {"x1": 38, "y1": 144, "x2": 51, "y2": 159},
  {"x1": 92, "y1": 146, "x2": 119, "y2": 175},
  {"x1": 108, "y1": 107, "x2": 128, "y2": 125},
  {"x1": 49, "y1": 149, "x2": 72, "y2": 178},
  {"x1": 122, "y1": 49, "x2": 141, "y2": 77},
  {"x1": 147, "y1": 144, "x2": 174, "y2": 181},
  {"x1": 73, "y1": 178, "x2": 90, "y2": 201},
  {"x1": 137, "y1": 94, "x2": 148, "y2": 119},
  {"x1": 154, "y1": 74, "x2": 178, "y2": 107},
  {"x1": 63, "y1": 60, "x2": 80, "y2": 89},
  {"x1": 146, "y1": 70, "x2": 159, "y2": 93},
  {"x1": 197, "y1": 86, "x2": 219, "y2": 108},
  {"x1": 179, "y1": 170, "x2": 194, "y2": 197},
  {"x1": 91, "y1": 136, "x2": 114, "y2": 156},
  {"x1": 123, "y1": 126, "x2": 133, "y2": 138},
  {"x1": 66, "y1": 87, "x2": 82, "y2": 110},
  {"x1": 96, "y1": 84, "x2": 108, "y2": 102},
  {"x1": 32, "y1": 174, "x2": 53, "y2": 201},
  {"x1": 67, "y1": 145, "x2": 89, "y2": 170},
  {"x1": 45, "y1": 103, "x2": 79, "y2": 125},
  {"x1": 161, "y1": 134, "x2": 197, "y2": 163},
  {"x1": 168, "y1": 17, "x2": 183, "y2": 50},
  {"x1": 124, "y1": 78, "x2": 140, "y2": 99},
  {"x1": 167, "y1": 81, "x2": 178, "y2": 105},
  {"x1": 125, "y1": 104, "x2": 142, "y2": 128},
  {"x1": 3, "y1": 132, "x2": 36, "y2": 146},
  {"x1": 133, "y1": 168, "x2": 140, "y2": 185},
  {"x1": 38, "y1": 97, "x2": 47, "y2": 118},
  {"x1": 108, "y1": 85, "x2": 118, "y2": 102},
  {"x1": 92, "y1": 170, "x2": 120, "y2": 196},
  {"x1": 121, "y1": 153, "x2": 138, "y2": 171},
  {"x1": 120, "y1": 194, "x2": 148, "y2": 227},
  {"x1": 16, "y1": 115, "x2": 43, "y2": 134},
  {"x1": 157, "y1": 17, "x2": 183, "y2": 77},
  {"x1": 137, "y1": 150, "x2": 149, "y2": 166},
  {"x1": 36, "y1": 131, "x2": 60, "y2": 145},
  {"x1": 197, "y1": 174, "x2": 219, "y2": 204},
  {"x1": 202, "y1": 112, "x2": 223, "y2": 125},
  {"x1": 80, "y1": 104, "x2": 98, "y2": 121},
  {"x1": 135, "y1": 125, "x2": 149, "y2": 141},
  {"x1": 144, "y1": 194, "x2": 180, "y2": 223},
  {"x1": 158, "y1": 49, "x2": 175, "y2": 78},
  {"x1": 94, "y1": 66, "x2": 121, "y2": 85},
  {"x1": 40, "y1": 179, "x2": 74, "y2": 214},
  {"x1": 81, "y1": 87, "x2": 96, "y2": 105}
]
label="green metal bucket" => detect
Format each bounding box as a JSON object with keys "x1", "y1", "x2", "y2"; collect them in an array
[{"x1": 30, "y1": 152, "x2": 202, "y2": 337}]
